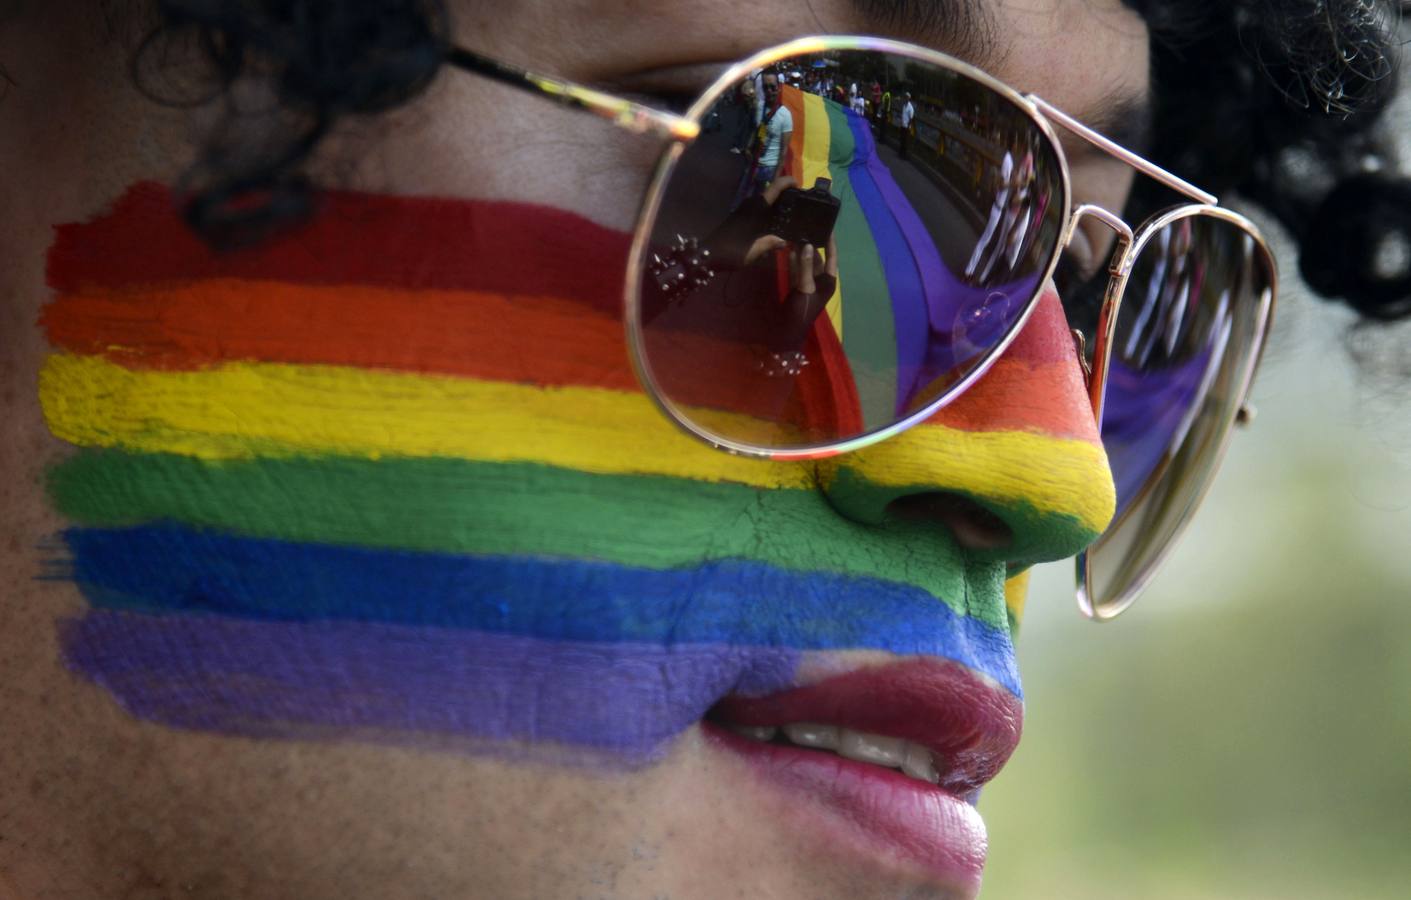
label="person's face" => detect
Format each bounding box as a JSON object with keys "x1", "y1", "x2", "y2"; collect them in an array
[
  {"x1": 764, "y1": 73, "x2": 783, "y2": 107},
  {"x1": 23, "y1": 0, "x2": 1150, "y2": 898}
]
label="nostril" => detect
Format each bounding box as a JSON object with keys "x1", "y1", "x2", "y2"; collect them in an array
[{"x1": 886, "y1": 493, "x2": 1014, "y2": 551}]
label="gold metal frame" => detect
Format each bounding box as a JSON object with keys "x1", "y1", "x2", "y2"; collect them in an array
[{"x1": 447, "y1": 35, "x2": 1278, "y2": 618}]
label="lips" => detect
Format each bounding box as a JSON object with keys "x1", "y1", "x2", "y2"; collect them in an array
[
  {"x1": 703, "y1": 657, "x2": 1023, "y2": 893},
  {"x1": 711, "y1": 656, "x2": 1022, "y2": 793}
]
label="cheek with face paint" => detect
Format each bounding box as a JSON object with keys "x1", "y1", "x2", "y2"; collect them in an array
[{"x1": 39, "y1": 179, "x2": 1110, "y2": 770}]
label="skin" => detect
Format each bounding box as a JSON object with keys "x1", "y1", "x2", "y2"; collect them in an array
[{"x1": 0, "y1": 1, "x2": 1149, "y2": 898}]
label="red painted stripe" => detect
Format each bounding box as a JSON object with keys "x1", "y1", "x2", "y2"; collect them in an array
[{"x1": 46, "y1": 182, "x2": 628, "y2": 314}]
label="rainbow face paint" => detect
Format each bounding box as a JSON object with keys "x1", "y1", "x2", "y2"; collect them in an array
[{"x1": 39, "y1": 182, "x2": 1112, "y2": 766}]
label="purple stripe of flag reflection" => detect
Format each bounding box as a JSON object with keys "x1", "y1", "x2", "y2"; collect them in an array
[
  {"x1": 844, "y1": 110, "x2": 954, "y2": 414},
  {"x1": 1101, "y1": 350, "x2": 1212, "y2": 516},
  {"x1": 62, "y1": 610, "x2": 800, "y2": 766}
]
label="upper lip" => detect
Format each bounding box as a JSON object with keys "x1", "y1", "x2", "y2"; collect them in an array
[{"x1": 707, "y1": 657, "x2": 1023, "y2": 795}]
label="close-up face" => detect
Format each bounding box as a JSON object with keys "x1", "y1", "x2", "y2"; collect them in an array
[{"x1": 0, "y1": 1, "x2": 1284, "y2": 899}]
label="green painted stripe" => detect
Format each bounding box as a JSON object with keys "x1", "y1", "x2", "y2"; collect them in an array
[
  {"x1": 47, "y1": 449, "x2": 1020, "y2": 628},
  {"x1": 824, "y1": 102, "x2": 898, "y2": 430}
]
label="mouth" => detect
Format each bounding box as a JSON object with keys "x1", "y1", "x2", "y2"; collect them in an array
[
  {"x1": 702, "y1": 657, "x2": 1023, "y2": 896},
  {"x1": 715, "y1": 721, "x2": 946, "y2": 783}
]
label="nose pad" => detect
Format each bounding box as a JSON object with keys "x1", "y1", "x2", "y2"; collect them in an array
[
  {"x1": 815, "y1": 290, "x2": 1117, "y2": 569},
  {"x1": 1071, "y1": 327, "x2": 1093, "y2": 388}
]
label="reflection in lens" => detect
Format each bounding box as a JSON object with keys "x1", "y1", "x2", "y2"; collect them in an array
[
  {"x1": 636, "y1": 48, "x2": 1067, "y2": 449},
  {"x1": 1083, "y1": 212, "x2": 1275, "y2": 616}
]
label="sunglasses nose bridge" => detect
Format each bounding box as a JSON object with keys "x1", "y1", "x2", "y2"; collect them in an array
[{"x1": 1063, "y1": 203, "x2": 1134, "y2": 263}]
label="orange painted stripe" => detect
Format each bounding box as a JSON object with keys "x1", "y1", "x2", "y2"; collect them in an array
[{"x1": 935, "y1": 356, "x2": 1096, "y2": 442}]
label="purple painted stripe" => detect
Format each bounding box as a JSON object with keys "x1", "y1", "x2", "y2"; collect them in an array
[{"x1": 61, "y1": 610, "x2": 799, "y2": 766}]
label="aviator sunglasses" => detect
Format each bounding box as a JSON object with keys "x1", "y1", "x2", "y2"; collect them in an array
[{"x1": 447, "y1": 35, "x2": 1277, "y2": 620}]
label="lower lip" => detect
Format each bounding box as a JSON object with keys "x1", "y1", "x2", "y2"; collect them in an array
[{"x1": 704, "y1": 723, "x2": 987, "y2": 895}]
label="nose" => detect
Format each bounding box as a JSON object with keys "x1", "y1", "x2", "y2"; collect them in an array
[{"x1": 816, "y1": 288, "x2": 1116, "y2": 570}]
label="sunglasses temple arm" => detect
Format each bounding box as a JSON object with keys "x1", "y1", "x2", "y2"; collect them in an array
[
  {"x1": 1030, "y1": 96, "x2": 1217, "y2": 206},
  {"x1": 445, "y1": 45, "x2": 700, "y2": 142}
]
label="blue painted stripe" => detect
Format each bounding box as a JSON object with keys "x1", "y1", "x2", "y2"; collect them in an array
[{"x1": 59, "y1": 524, "x2": 1021, "y2": 695}]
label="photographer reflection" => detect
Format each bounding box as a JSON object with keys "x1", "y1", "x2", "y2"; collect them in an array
[
  {"x1": 640, "y1": 168, "x2": 843, "y2": 444},
  {"x1": 709, "y1": 175, "x2": 841, "y2": 375},
  {"x1": 766, "y1": 227, "x2": 840, "y2": 377}
]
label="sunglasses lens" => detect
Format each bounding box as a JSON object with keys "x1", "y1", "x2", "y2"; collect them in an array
[
  {"x1": 1082, "y1": 212, "x2": 1275, "y2": 616},
  {"x1": 633, "y1": 47, "x2": 1067, "y2": 451}
]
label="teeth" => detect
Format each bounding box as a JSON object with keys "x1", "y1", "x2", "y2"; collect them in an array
[
  {"x1": 727, "y1": 724, "x2": 777, "y2": 741},
  {"x1": 838, "y1": 730, "x2": 906, "y2": 767},
  {"x1": 783, "y1": 722, "x2": 839, "y2": 750},
  {"x1": 902, "y1": 742, "x2": 941, "y2": 784},
  {"x1": 727, "y1": 720, "x2": 942, "y2": 785}
]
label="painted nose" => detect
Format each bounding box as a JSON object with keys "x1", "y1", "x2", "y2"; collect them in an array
[{"x1": 815, "y1": 289, "x2": 1116, "y2": 570}]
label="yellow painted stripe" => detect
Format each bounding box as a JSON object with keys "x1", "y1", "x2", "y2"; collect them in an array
[
  {"x1": 39, "y1": 353, "x2": 811, "y2": 487},
  {"x1": 817, "y1": 423, "x2": 1114, "y2": 535},
  {"x1": 800, "y1": 91, "x2": 844, "y2": 338},
  {"x1": 1004, "y1": 569, "x2": 1031, "y2": 622},
  {"x1": 39, "y1": 353, "x2": 1111, "y2": 527}
]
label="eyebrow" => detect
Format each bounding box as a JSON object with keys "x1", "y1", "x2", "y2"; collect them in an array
[{"x1": 848, "y1": 0, "x2": 997, "y2": 64}]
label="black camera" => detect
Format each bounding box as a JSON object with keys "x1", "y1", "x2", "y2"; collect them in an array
[{"x1": 769, "y1": 177, "x2": 841, "y2": 247}]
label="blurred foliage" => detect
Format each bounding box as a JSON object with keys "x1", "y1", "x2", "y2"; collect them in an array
[{"x1": 982, "y1": 289, "x2": 1411, "y2": 898}]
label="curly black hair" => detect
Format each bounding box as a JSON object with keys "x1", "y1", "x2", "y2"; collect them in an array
[
  {"x1": 143, "y1": 0, "x2": 1411, "y2": 322},
  {"x1": 1124, "y1": 0, "x2": 1410, "y2": 321},
  {"x1": 137, "y1": 0, "x2": 450, "y2": 246}
]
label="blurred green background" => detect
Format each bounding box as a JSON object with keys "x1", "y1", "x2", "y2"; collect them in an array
[{"x1": 981, "y1": 244, "x2": 1411, "y2": 897}]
